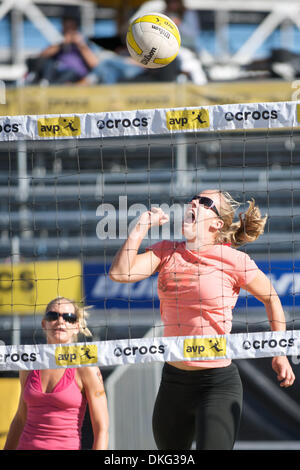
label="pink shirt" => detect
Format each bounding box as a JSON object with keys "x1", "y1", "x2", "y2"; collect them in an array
[
  {"x1": 147, "y1": 241, "x2": 259, "y2": 368},
  {"x1": 17, "y1": 368, "x2": 87, "y2": 450}
]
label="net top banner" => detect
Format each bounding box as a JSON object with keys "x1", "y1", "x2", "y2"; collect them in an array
[
  {"x1": 0, "y1": 101, "x2": 299, "y2": 141},
  {"x1": 1, "y1": 330, "x2": 300, "y2": 371}
]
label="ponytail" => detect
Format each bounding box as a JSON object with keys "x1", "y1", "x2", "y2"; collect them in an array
[{"x1": 217, "y1": 194, "x2": 267, "y2": 248}]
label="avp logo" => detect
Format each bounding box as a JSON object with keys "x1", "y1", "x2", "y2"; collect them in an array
[
  {"x1": 166, "y1": 109, "x2": 209, "y2": 131},
  {"x1": 55, "y1": 344, "x2": 98, "y2": 366},
  {"x1": 38, "y1": 116, "x2": 81, "y2": 137},
  {"x1": 184, "y1": 337, "x2": 226, "y2": 358}
]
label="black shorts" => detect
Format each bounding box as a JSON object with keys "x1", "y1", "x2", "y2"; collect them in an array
[{"x1": 152, "y1": 362, "x2": 243, "y2": 450}]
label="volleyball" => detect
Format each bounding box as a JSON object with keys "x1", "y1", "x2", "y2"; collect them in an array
[{"x1": 126, "y1": 13, "x2": 181, "y2": 69}]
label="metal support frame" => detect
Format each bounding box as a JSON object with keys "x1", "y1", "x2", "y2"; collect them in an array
[
  {"x1": 0, "y1": 0, "x2": 64, "y2": 44},
  {"x1": 185, "y1": 0, "x2": 300, "y2": 64}
]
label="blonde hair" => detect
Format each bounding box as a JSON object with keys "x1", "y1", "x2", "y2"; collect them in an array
[
  {"x1": 216, "y1": 191, "x2": 267, "y2": 247},
  {"x1": 45, "y1": 297, "x2": 92, "y2": 338}
]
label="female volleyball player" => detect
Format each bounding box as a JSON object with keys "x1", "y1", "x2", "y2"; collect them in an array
[
  {"x1": 109, "y1": 189, "x2": 295, "y2": 450},
  {"x1": 4, "y1": 297, "x2": 109, "y2": 450}
]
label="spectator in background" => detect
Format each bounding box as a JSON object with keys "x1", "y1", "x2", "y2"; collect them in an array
[
  {"x1": 164, "y1": 0, "x2": 201, "y2": 51},
  {"x1": 27, "y1": 15, "x2": 99, "y2": 85},
  {"x1": 78, "y1": 38, "x2": 148, "y2": 86}
]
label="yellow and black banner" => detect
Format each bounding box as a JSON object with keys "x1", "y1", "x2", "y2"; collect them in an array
[
  {"x1": 0, "y1": 81, "x2": 296, "y2": 117},
  {"x1": 0, "y1": 259, "x2": 82, "y2": 315}
]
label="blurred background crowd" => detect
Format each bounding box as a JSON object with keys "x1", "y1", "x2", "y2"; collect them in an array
[{"x1": 1, "y1": 0, "x2": 300, "y2": 89}]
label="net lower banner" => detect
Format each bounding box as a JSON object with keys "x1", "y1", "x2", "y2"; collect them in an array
[{"x1": 1, "y1": 330, "x2": 299, "y2": 371}]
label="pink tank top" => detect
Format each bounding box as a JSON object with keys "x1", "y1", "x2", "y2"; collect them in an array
[{"x1": 17, "y1": 368, "x2": 87, "y2": 450}]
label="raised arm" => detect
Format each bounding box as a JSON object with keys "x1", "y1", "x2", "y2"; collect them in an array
[
  {"x1": 245, "y1": 269, "x2": 295, "y2": 388},
  {"x1": 109, "y1": 207, "x2": 169, "y2": 283}
]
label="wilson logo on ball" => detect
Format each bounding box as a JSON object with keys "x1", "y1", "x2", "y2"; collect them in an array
[{"x1": 126, "y1": 13, "x2": 181, "y2": 69}]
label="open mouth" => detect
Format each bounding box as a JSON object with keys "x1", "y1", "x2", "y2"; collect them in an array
[{"x1": 184, "y1": 208, "x2": 196, "y2": 224}]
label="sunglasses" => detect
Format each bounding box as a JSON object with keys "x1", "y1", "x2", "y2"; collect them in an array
[
  {"x1": 191, "y1": 196, "x2": 220, "y2": 217},
  {"x1": 45, "y1": 311, "x2": 78, "y2": 324}
]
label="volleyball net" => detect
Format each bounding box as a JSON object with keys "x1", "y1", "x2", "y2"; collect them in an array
[{"x1": 1, "y1": 100, "x2": 300, "y2": 371}]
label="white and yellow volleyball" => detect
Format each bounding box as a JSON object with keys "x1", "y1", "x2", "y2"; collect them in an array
[{"x1": 126, "y1": 13, "x2": 181, "y2": 69}]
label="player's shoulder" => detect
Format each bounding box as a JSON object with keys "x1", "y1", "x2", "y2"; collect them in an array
[
  {"x1": 19, "y1": 369, "x2": 30, "y2": 385},
  {"x1": 147, "y1": 239, "x2": 182, "y2": 256},
  {"x1": 216, "y1": 244, "x2": 253, "y2": 262},
  {"x1": 219, "y1": 244, "x2": 249, "y2": 254},
  {"x1": 77, "y1": 365, "x2": 101, "y2": 380}
]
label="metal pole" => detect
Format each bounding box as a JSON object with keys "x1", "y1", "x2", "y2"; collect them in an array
[
  {"x1": 11, "y1": 236, "x2": 20, "y2": 345},
  {"x1": 11, "y1": 141, "x2": 29, "y2": 346}
]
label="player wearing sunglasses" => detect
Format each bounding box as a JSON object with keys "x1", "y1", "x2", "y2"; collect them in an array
[
  {"x1": 109, "y1": 189, "x2": 295, "y2": 450},
  {"x1": 4, "y1": 297, "x2": 109, "y2": 451}
]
